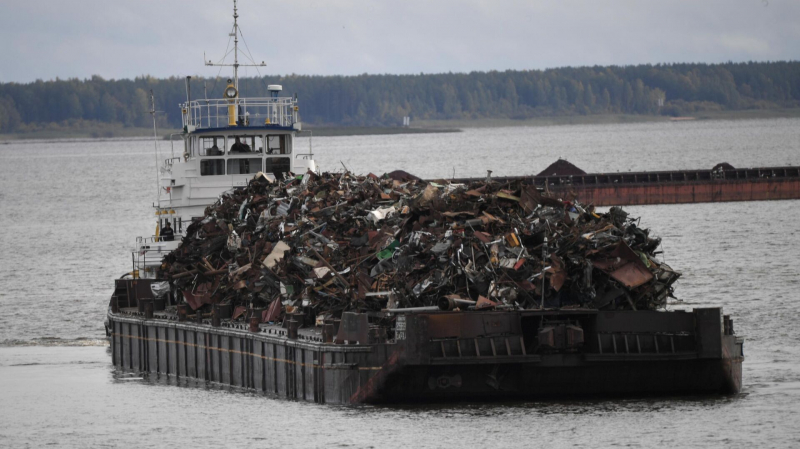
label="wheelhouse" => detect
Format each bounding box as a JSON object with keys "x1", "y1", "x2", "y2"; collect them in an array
[
  {"x1": 186, "y1": 130, "x2": 295, "y2": 177},
  {"x1": 177, "y1": 83, "x2": 310, "y2": 179}
]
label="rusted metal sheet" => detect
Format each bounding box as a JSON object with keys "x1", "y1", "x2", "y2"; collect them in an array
[
  {"x1": 538, "y1": 323, "x2": 584, "y2": 350},
  {"x1": 336, "y1": 312, "x2": 369, "y2": 344},
  {"x1": 183, "y1": 280, "x2": 219, "y2": 310},
  {"x1": 426, "y1": 312, "x2": 521, "y2": 339},
  {"x1": 590, "y1": 241, "x2": 653, "y2": 288},
  {"x1": 263, "y1": 299, "x2": 282, "y2": 323}
]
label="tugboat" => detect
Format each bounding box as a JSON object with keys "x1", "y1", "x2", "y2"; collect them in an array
[
  {"x1": 107, "y1": 2, "x2": 743, "y2": 404},
  {"x1": 133, "y1": 0, "x2": 315, "y2": 279}
]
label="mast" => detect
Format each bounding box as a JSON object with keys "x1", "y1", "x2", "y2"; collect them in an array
[
  {"x1": 205, "y1": 0, "x2": 265, "y2": 95},
  {"x1": 233, "y1": 0, "x2": 239, "y2": 90},
  {"x1": 149, "y1": 90, "x2": 160, "y2": 209}
]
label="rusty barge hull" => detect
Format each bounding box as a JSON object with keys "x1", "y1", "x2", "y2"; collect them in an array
[
  {"x1": 560, "y1": 177, "x2": 800, "y2": 206},
  {"x1": 108, "y1": 306, "x2": 743, "y2": 404},
  {"x1": 462, "y1": 165, "x2": 800, "y2": 206}
]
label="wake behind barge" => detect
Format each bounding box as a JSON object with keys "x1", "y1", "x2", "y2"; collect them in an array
[{"x1": 108, "y1": 288, "x2": 743, "y2": 404}]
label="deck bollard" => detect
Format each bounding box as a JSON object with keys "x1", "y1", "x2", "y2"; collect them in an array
[
  {"x1": 177, "y1": 304, "x2": 188, "y2": 322},
  {"x1": 287, "y1": 319, "x2": 299, "y2": 339},
  {"x1": 144, "y1": 300, "x2": 154, "y2": 319},
  {"x1": 291, "y1": 311, "x2": 305, "y2": 327},
  {"x1": 322, "y1": 323, "x2": 335, "y2": 343}
]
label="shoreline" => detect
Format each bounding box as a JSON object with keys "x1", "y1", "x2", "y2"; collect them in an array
[
  {"x1": 300, "y1": 126, "x2": 460, "y2": 137},
  {"x1": 2, "y1": 108, "x2": 798, "y2": 142},
  {"x1": 0, "y1": 126, "x2": 460, "y2": 143},
  {"x1": 414, "y1": 108, "x2": 800, "y2": 129}
]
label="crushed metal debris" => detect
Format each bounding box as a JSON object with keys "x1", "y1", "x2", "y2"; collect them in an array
[{"x1": 160, "y1": 170, "x2": 680, "y2": 326}]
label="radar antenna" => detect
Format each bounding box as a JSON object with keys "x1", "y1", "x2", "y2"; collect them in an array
[{"x1": 204, "y1": 0, "x2": 266, "y2": 92}]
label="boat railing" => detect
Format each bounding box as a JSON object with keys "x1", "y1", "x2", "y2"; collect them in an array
[
  {"x1": 136, "y1": 235, "x2": 182, "y2": 248},
  {"x1": 295, "y1": 130, "x2": 314, "y2": 161},
  {"x1": 130, "y1": 236, "x2": 178, "y2": 278},
  {"x1": 182, "y1": 97, "x2": 298, "y2": 130},
  {"x1": 162, "y1": 156, "x2": 182, "y2": 171}
]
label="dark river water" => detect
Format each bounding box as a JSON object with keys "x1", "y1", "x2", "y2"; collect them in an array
[{"x1": 1, "y1": 118, "x2": 799, "y2": 447}]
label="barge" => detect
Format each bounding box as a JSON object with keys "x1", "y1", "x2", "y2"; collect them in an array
[
  {"x1": 522, "y1": 160, "x2": 800, "y2": 206},
  {"x1": 107, "y1": 1, "x2": 744, "y2": 404},
  {"x1": 108, "y1": 288, "x2": 742, "y2": 403}
]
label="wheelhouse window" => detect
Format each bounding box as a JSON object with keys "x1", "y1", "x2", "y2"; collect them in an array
[
  {"x1": 227, "y1": 135, "x2": 261, "y2": 154},
  {"x1": 199, "y1": 136, "x2": 225, "y2": 156},
  {"x1": 200, "y1": 159, "x2": 225, "y2": 176},
  {"x1": 227, "y1": 158, "x2": 263, "y2": 175},
  {"x1": 265, "y1": 134, "x2": 289, "y2": 155},
  {"x1": 265, "y1": 157, "x2": 291, "y2": 174}
]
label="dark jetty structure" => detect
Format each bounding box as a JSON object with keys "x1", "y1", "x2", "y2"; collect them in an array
[{"x1": 108, "y1": 169, "x2": 745, "y2": 404}]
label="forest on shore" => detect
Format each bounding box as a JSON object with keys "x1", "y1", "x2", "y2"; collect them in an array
[{"x1": 0, "y1": 61, "x2": 798, "y2": 135}]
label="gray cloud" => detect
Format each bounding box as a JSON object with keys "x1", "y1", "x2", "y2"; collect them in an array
[{"x1": 1, "y1": 0, "x2": 798, "y2": 82}]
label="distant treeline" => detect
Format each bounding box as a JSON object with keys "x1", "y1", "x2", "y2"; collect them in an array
[{"x1": 1, "y1": 61, "x2": 798, "y2": 132}]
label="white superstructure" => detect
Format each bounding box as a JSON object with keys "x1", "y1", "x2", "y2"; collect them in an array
[{"x1": 133, "y1": 0, "x2": 316, "y2": 277}]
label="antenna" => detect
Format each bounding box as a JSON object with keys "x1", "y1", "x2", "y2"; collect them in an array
[
  {"x1": 204, "y1": 81, "x2": 210, "y2": 128},
  {"x1": 233, "y1": 0, "x2": 238, "y2": 89},
  {"x1": 149, "y1": 90, "x2": 161, "y2": 210},
  {"x1": 204, "y1": 0, "x2": 266, "y2": 92}
]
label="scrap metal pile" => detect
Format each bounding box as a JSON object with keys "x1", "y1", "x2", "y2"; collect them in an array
[{"x1": 160, "y1": 171, "x2": 680, "y2": 323}]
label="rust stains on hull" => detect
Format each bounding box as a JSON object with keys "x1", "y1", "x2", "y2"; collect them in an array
[
  {"x1": 456, "y1": 164, "x2": 800, "y2": 206},
  {"x1": 560, "y1": 178, "x2": 800, "y2": 206}
]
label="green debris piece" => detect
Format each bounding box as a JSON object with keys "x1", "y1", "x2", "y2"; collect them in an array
[
  {"x1": 637, "y1": 251, "x2": 651, "y2": 268},
  {"x1": 377, "y1": 240, "x2": 400, "y2": 260}
]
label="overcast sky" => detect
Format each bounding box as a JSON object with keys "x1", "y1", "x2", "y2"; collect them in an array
[{"x1": 1, "y1": 0, "x2": 798, "y2": 83}]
